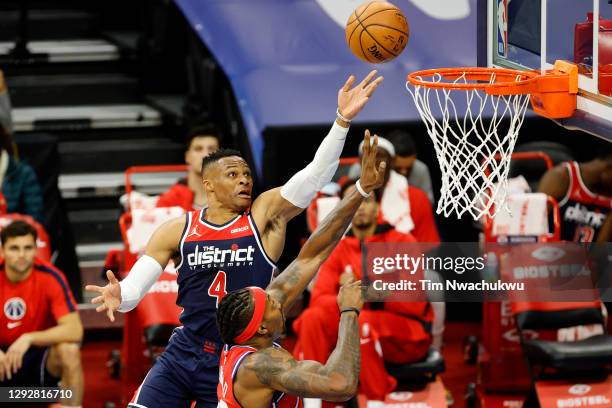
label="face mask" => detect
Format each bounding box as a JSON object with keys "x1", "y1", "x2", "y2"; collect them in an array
[{"x1": 0, "y1": 89, "x2": 13, "y2": 133}]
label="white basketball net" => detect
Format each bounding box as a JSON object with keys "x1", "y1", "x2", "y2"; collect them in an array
[{"x1": 407, "y1": 72, "x2": 531, "y2": 220}]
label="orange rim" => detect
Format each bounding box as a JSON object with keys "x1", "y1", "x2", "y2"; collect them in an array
[
  {"x1": 407, "y1": 66, "x2": 539, "y2": 95},
  {"x1": 408, "y1": 61, "x2": 579, "y2": 119}
]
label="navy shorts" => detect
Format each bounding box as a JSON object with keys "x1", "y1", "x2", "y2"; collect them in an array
[
  {"x1": 0, "y1": 347, "x2": 60, "y2": 387},
  {"x1": 129, "y1": 328, "x2": 221, "y2": 408}
]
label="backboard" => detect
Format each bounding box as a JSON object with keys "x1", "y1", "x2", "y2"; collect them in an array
[{"x1": 480, "y1": 0, "x2": 612, "y2": 141}]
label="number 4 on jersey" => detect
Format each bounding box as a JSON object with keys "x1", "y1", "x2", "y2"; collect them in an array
[{"x1": 209, "y1": 271, "x2": 228, "y2": 307}]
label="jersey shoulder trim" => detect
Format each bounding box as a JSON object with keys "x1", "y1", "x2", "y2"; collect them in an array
[
  {"x1": 558, "y1": 162, "x2": 575, "y2": 207},
  {"x1": 199, "y1": 209, "x2": 243, "y2": 231},
  {"x1": 34, "y1": 263, "x2": 76, "y2": 312},
  {"x1": 230, "y1": 346, "x2": 256, "y2": 380},
  {"x1": 175, "y1": 212, "x2": 192, "y2": 270},
  {"x1": 567, "y1": 161, "x2": 612, "y2": 205}
]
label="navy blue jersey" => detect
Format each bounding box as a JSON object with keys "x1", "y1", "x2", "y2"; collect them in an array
[
  {"x1": 175, "y1": 210, "x2": 276, "y2": 341},
  {"x1": 559, "y1": 162, "x2": 611, "y2": 243}
]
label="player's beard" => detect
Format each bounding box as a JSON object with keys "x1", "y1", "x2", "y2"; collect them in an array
[{"x1": 353, "y1": 217, "x2": 374, "y2": 229}]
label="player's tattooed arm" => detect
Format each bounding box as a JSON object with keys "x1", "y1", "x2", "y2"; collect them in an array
[
  {"x1": 266, "y1": 186, "x2": 362, "y2": 309},
  {"x1": 267, "y1": 130, "x2": 385, "y2": 310},
  {"x1": 241, "y1": 315, "x2": 360, "y2": 401}
]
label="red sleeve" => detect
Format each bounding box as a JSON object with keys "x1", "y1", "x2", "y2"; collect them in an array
[
  {"x1": 407, "y1": 186, "x2": 440, "y2": 243},
  {"x1": 156, "y1": 184, "x2": 193, "y2": 211},
  {"x1": 155, "y1": 186, "x2": 178, "y2": 208},
  {"x1": 310, "y1": 244, "x2": 344, "y2": 305},
  {"x1": 37, "y1": 263, "x2": 77, "y2": 321}
]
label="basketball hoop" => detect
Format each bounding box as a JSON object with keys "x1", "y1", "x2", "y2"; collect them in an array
[{"x1": 406, "y1": 60, "x2": 578, "y2": 220}]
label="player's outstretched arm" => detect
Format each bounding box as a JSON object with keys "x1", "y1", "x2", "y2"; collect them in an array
[
  {"x1": 85, "y1": 216, "x2": 185, "y2": 320},
  {"x1": 267, "y1": 130, "x2": 385, "y2": 310},
  {"x1": 251, "y1": 70, "x2": 384, "y2": 225},
  {"x1": 242, "y1": 281, "x2": 363, "y2": 401}
]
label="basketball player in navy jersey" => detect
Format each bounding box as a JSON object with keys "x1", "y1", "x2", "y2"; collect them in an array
[
  {"x1": 538, "y1": 148, "x2": 612, "y2": 243},
  {"x1": 86, "y1": 70, "x2": 383, "y2": 408},
  {"x1": 216, "y1": 131, "x2": 386, "y2": 408}
]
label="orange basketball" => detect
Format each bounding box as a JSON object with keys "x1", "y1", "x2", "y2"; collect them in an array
[{"x1": 345, "y1": 1, "x2": 409, "y2": 63}]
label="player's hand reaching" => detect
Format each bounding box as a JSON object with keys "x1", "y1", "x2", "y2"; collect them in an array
[
  {"x1": 85, "y1": 270, "x2": 122, "y2": 322},
  {"x1": 337, "y1": 280, "x2": 364, "y2": 312},
  {"x1": 338, "y1": 70, "x2": 384, "y2": 121},
  {"x1": 339, "y1": 265, "x2": 356, "y2": 286},
  {"x1": 358, "y1": 129, "x2": 386, "y2": 193}
]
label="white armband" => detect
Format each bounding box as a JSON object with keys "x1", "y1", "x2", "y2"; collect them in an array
[
  {"x1": 280, "y1": 121, "x2": 349, "y2": 208},
  {"x1": 117, "y1": 255, "x2": 164, "y2": 312}
]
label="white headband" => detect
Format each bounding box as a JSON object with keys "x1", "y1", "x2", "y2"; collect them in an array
[{"x1": 358, "y1": 136, "x2": 395, "y2": 157}]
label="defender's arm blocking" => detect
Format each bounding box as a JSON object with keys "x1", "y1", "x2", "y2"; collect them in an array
[{"x1": 267, "y1": 130, "x2": 385, "y2": 310}]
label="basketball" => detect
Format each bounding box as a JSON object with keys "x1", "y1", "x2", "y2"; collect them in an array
[{"x1": 345, "y1": 1, "x2": 409, "y2": 63}]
